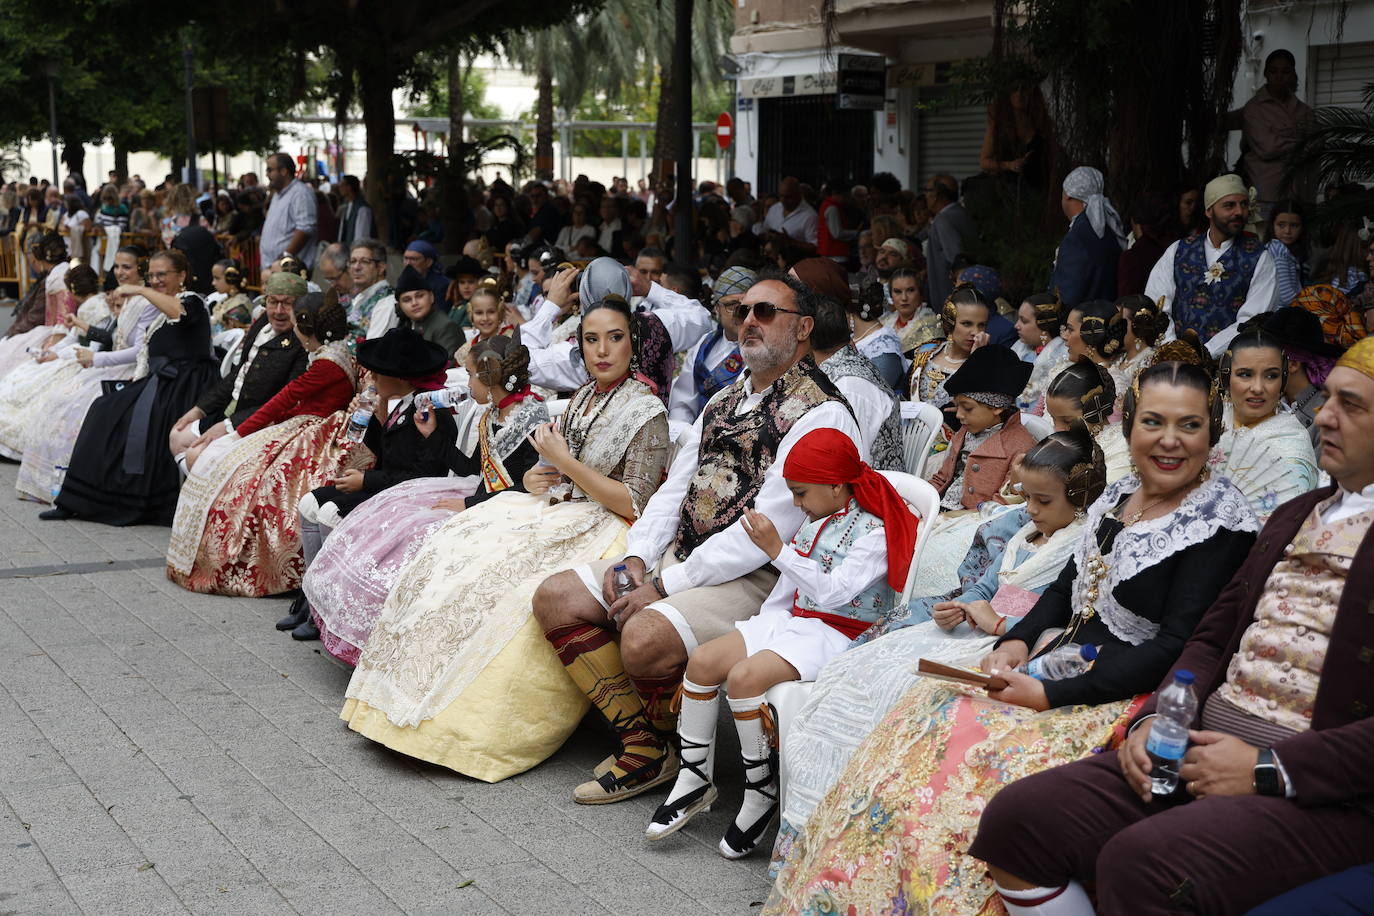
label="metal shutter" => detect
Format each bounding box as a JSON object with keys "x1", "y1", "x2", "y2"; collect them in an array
[
  {"x1": 756, "y1": 95, "x2": 875, "y2": 194},
  {"x1": 1308, "y1": 41, "x2": 1374, "y2": 107},
  {"x1": 916, "y1": 89, "x2": 987, "y2": 186}
]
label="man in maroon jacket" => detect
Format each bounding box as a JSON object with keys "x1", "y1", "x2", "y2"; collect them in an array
[{"x1": 970, "y1": 336, "x2": 1374, "y2": 915}]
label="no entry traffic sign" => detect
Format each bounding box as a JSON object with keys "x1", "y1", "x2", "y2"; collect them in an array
[{"x1": 716, "y1": 112, "x2": 734, "y2": 149}]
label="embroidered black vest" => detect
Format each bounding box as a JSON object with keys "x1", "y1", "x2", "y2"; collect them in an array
[{"x1": 673, "y1": 357, "x2": 849, "y2": 560}]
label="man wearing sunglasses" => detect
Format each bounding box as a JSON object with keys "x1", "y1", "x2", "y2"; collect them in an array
[{"x1": 534, "y1": 272, "x2": 863, "y2": 804}]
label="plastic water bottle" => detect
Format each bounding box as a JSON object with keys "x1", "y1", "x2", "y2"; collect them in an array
[
  {"x1": 1022, "y1": 643, "x2": 1097, "y2": 681},
  {"x1": 1146, "y1": 670, "x2": 1198, "y2": 795},
  {"x1": 50, "y1": 465, "x2": 66, "y2": 502},
  {"x1": 345, "y1": 385, "x2": 378, "y2": 442},
  {"x1": 425, "y1": 387, "x2": 464, "y2": 410},
  {"x1": 612, "y1": 564, "x2": 634, "y2": 598}
]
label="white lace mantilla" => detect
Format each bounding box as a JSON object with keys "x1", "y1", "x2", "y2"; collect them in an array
[
  {"x1": 1074, "y1": 475, "x2": 1259, "y2": 645},
  {"x1": 547, "y1": 378, "x2": 665, "y2": 505}
]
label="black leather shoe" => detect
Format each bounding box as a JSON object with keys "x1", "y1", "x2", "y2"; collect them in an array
[
  {"x1": 291, "y1": 619, "x2": 320, "y2": 641},
  {"x1": 39, "y1": 506, "x2": 75, "y2": 520},
  {"x1": 276, "y1": 595, "x2": 310, "y2": 631}
]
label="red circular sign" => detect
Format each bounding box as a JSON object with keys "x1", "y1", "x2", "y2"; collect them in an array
[{"x1": 716, "y1": 112, "x2": 734, "y2": 149}]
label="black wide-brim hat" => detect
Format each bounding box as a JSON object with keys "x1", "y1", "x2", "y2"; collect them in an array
[
  {"x1": 944, "y1": 344, "x2": 1034, "y2": 399},
  {"x1": 1255, "y1": 306, "x2": 1344, "y2": 359},
  {"x1": 357, "y1": 327, "x2": 449, "y2": 378}
]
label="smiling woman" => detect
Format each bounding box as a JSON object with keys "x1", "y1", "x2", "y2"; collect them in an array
[
  {"x1": 1213, "y1": 328, "x2": 1320, "y2": 520},
  {"x1": 766, "y1": 362, "x2": 1261, "y2": 915}
]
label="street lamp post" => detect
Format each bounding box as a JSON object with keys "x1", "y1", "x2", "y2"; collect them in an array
[
  {"x1": 42, "y1": 58, "x2": 60, "y2": 183},
  {"x1": 183, "y1": 31, "x2": 198, "y2": 186}
]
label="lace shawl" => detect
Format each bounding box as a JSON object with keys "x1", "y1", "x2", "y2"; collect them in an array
[
  {"x1": 133, "y1": 292, "x2": 201, "y2": 380},
  {"x1": 548, "y1": 378, "x2": 668, "y2": 515},
  {"x1": 999, "y1": 516, "x2": 1085, "y2": 592},
  {"x1": 487, "y1": 396, "x2": 550, "y2": 462},
  {"x1": 1074, "y1": 475, "x2": 1259, "y2": 645}
]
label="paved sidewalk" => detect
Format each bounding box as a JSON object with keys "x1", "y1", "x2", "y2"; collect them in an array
[{"x1": 0, "y1": 462, "x2": 771, "y2": 915}]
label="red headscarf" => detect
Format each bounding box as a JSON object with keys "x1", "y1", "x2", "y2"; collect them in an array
[{"x1": 782, "y1": 428, "x2": 919, "y2": 591}]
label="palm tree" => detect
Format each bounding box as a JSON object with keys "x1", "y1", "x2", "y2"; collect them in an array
[
  {"x1": 1281, "y1": 81, "x2": 1374, "y2": 228},
  {"x1": 502, "y1": 0, "x2": 733, "y2": 182}
]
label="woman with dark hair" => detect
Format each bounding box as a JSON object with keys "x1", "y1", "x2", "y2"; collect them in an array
[
  {"x1": 1020, "y1": 294, "x2": 1069, "y2": 411},
  {"x1": 167, "y1": 289, "x2": 364, "y2": 596},
  {"x1": 1214, "y1": 328, "x2": 1319, "y2": 520},
  {"x1": 979, "y1": 80, "x2": 1054, "y2": 192},
  {"x1": 880, "y1": 266, "x2": 937, "y2": 351},
  {"x1": 341, "y1": 294, "x2": 671, "y2": 782},
  {"x1": 845, "y1": 281, "x2": 907, "y2": 391},
  {"x1": 15, "y1": 247, "x2": 160, "y2": 502},
  {"x1": 303, "y1": 336, "x2": 550, "y2": 663},
  {"x1": 1116, "y1": 293, "x2": 1166, "y2": 376},
  {"x1": 1062, "y1": 298, "x2": 1131, "y2": 406},
  {"x1": 1265, "y1": 199, "x2": 1308, "y2": 307},
  {"x1": 1044, "y1": 356, "x2": 1130, "y2": 482},
  {"x1": 772, "y1": 420, "x2": 1108, "y2": 874},
  {"x1": 906, "y1": 283, "x2": 993, "y2": 411},
  {"x1": 768, "y1": 360, "x2": 1259, "y2": 916},
  {"x1": 43, "y1": 248, "x2": 221, "y2": 525}
]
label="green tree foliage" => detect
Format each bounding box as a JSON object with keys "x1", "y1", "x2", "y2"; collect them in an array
[{"x1": 0, "y1": 2, "x2": 308, "y2": 179}]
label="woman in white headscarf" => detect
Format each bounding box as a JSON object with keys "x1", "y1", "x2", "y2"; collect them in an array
[{"x1": 1050, "y1": 165, "x2": 1128, "y2": 308}]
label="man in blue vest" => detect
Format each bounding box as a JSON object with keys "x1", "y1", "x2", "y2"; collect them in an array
[
  {"x1": 666, "y1": 266, "x2": 755, "y2": 424},
  {"x1": 1145, "y1": 173, "x2": 1278, "y2": 357}
]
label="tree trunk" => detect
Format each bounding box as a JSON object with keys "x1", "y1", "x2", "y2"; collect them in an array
[
  {"x1": 650, "y1": 60, "x2": 674, "y2": 181},
  {"x1": 113, "y1": 142, "x2": 129, "y2": 185},
  {"x1": 358, "y1": 61, "x2": 396, "y2": 247},
  {"x1": 535, "y1": 62, "x2": 554, "y2": 181},
  {"x1": 671, "y1": 0, "x2": 694, "y2": 266},
  {"x1": 442, "y1": 48, "x2": 467, "y2": 252}
]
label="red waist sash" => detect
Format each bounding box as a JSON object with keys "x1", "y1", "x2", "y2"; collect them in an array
[{"x1": 791, "y1": 603, "x2": 870, "y2": 640}]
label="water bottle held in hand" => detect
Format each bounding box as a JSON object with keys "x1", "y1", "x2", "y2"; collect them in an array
[
  {"x1": 1021, "y1": 643, "x2": 1097, "y2": 681},
  {"x1": 1145, "y1": 670, "x2": 1198, "y2": 796},
  {"x1": 612, "y1": 564, "x2": 634, "y2": 599},
  {"x1": 345, "y1": 384, "x2": 379, "y2": 442}
]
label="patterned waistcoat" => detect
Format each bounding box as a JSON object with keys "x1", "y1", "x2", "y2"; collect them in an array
[
  {"x1": 1214, "y1": 497, "x2": 1372, "y2": 733},
  {"x1": 791, "y1": 500, "x2": 895, "y2": 622},
  {"x1": 673, "y1": 357, "x2": 848, "y2": 559},
  {"x1": 1171, "y1": 230, "x2": 1264, "y2": 340},
  {"x1": 821, "y1": 343, "x2": 904, "y2": 472}
]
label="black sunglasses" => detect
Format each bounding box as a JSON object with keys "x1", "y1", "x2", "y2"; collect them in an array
[{"x1": 735, "y1": 301, "x2": 803, "y2": 323}]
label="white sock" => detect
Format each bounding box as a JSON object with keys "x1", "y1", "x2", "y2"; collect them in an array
[
  {"x1": 725, "y1": 694, "x2": 777, "y2": 846},
  {"x1": 995, "y1": 880, "x2": 1094, "y2": 916},
  {"x1": 668, "y1": 677, "x2": 718, "y2": 795}
]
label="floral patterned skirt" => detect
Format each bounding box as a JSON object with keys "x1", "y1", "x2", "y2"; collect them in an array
[
  {"x1": 165, "y1": 412, "x2": 373, "y2": 597},
  {"x1": 303, "y1": 475, "x2": 480, "y2": 666},
  {"x1": 765, "y1": 680, "x2": 1142, "y2": 916}
]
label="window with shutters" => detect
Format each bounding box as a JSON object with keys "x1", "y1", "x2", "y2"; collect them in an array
[
  {"x1": 915, "y1": 86, "x2": 987, "y2": 188},
  {"x1": 1308, "y1": 41, "x2": 1374, "y2": 107}
]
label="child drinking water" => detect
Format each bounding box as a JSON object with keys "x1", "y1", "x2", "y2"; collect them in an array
[{"x1": 645, "y1": 427, "x2": 918, "y2": 859}]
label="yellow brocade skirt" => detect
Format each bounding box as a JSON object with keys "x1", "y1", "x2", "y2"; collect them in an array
[{"x1": 341, "y1": 491, "x2": 627, "y2": 783}]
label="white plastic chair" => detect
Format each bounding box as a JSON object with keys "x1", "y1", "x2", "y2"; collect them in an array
[
  {"x1": 1020, "y1": 412, "x2": 1054, "y2": 442},
  {"x1": 764, "y1": 470, "x2": 941, "y2": 803},
  {"x1": 899, "y1": 400, "x2": 945, "y2": 480}
]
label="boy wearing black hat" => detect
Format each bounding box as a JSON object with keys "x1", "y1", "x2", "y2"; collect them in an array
[
  {"x1": 287, "y1": 328, "x2": 456, "y2": 640},
  {"x1": 393, "y1": 266, "x2": 465, "y2": 360},
  {"x1": 929, "y1": 345, "x2": 1037, "y2": 510}
]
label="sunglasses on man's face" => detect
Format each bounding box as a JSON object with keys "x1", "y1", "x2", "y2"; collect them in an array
[{"x1": 734, "y1": 301, "x2": 803, "y2": 323}]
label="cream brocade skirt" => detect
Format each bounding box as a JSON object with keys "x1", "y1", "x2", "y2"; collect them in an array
[{"x1": 341, "y1": 490, "x2": 628, "y2": 783}]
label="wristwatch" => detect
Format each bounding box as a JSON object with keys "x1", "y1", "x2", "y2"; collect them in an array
[{"x1": 1253, "y1": 747, "x2": 1282, "y2": 796}]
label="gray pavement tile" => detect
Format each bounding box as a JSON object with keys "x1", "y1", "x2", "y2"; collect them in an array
[
  {"x1": 0, "y1": 460, "x2": 774, "y2": 913},
  {"x1": 60, "y1": 862, "x2": 188, "y2": 916},
  {"x1": 4, "y1": 783, "x2": 146, "y2": 878}
]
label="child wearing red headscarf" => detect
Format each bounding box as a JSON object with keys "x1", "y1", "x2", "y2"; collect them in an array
[{"x1": 645, "y1": 427, "x2": 918, "y2": 860}]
